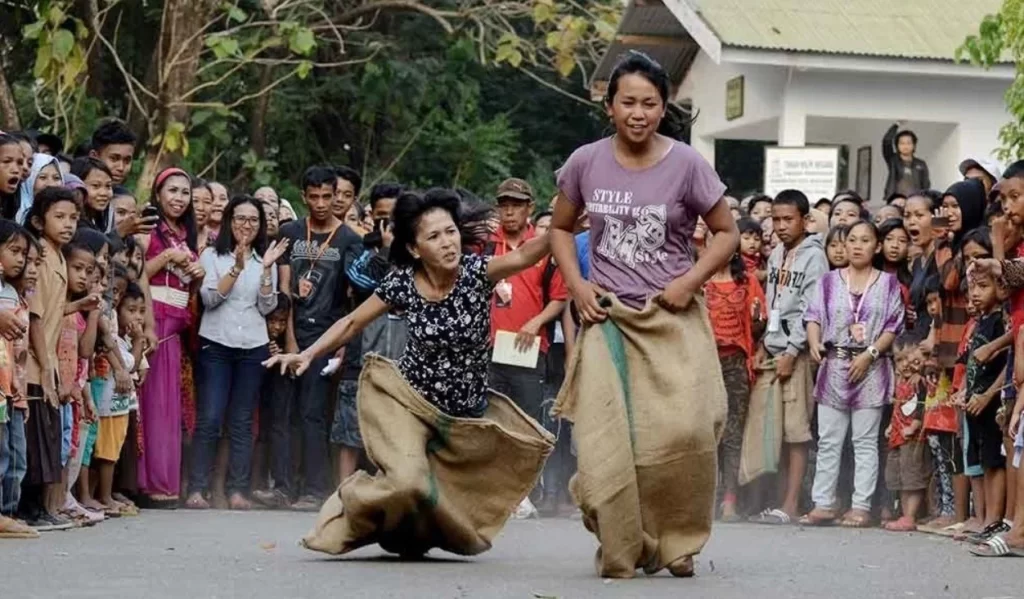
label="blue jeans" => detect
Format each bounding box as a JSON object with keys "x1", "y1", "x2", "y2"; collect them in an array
[
  {"x1": 189, "y1": 339, "x2": 269, "y2": 495},
  {"x1": 1, "y1": 409, "x2": 26, "y2": 516}
]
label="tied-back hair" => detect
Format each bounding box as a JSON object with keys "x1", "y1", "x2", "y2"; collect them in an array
[
  {"x1": 389, "y1": 188, "x2": 493, "y2": 268},
  {"x1": 150, "y1": 167, "x2": 198, "y2": 253},
  {"x1": 604, "y1": 50, "x2": 695, "y2": 141},
  {"x1": 727, "y1": 252, "x2": 747, "y2": 284},
  {"x1": 213, "y1": 195, "x2": 269, "y2": 257}
]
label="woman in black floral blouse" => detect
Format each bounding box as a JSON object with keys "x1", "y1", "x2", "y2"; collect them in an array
[{"x1": 265, "y1": 188, "x2": 551, "y2": 415}]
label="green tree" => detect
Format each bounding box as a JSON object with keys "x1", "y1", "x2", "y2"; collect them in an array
[{"x1": 958, "y1": 0, "x2": 1024, "y2": 160}]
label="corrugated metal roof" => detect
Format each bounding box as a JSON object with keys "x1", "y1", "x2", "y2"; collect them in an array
[{"x1": 695, "y1": 0, "x2": 1003, "y2": 60}]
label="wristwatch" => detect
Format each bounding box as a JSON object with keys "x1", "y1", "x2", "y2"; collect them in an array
[
  {"x1": 228, "y1": 267, "x2": 241, "y2": 278},
  {"x1": 260, "y1": 275, "x2": 273, "y2": 287},
  {"x1": 866, "y1": 345, "x2": 880, "y2": 360}
]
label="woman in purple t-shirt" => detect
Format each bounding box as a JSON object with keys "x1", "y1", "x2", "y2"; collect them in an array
[{"x1": 550, "y1": 52, "x2": 739, "y2": 578}]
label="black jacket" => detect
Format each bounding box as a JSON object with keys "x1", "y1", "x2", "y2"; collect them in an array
[{"x1": 883, "y1": 124, "x2": 930, "y2": 197}]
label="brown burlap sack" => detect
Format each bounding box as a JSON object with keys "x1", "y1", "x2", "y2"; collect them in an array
[
  {"x1": 737, "y1": 364, "x2": 783, "y2": 486},
  {"x1": 553, "y1": 295, "x2": 727, "y2": 578},
  {"x1": 302, "y1": 355, "x2": 554, "y2": 557}
]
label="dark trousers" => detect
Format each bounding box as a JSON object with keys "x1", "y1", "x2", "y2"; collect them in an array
[
  {"x1": 189, "y1": 339, "x2": 269, "y2": 495},
  {"x1": 296, "y1": 345, "x2": 332, "y2": 498},
  {"x1": 259, "y1": 372, "x2": 296, "y2": 495},
  {"x1": 489, "y1": 359, "x2": 546, "y2": 424}
]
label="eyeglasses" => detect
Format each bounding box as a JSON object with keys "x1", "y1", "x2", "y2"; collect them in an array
[{"x1": 232, "y1": 215, "x2": 260, "y2": 226}]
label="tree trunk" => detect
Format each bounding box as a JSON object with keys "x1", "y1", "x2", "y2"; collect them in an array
[
  {"x1": 0, "y1": 63, "x2": 21, "y2": 131},
  {"x1": 136, "y1": 0, "x2": 219, "y2": 199},
  {"x1": 80, "y1": 0, "x2": 106, "y2": 99},
  {"x1": 229, "y1": 64, "x2": 275, "y2": 190}
]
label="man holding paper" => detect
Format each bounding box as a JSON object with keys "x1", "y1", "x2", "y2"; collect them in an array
[{"x1": 488, "y1": 178, "x2": 568, "y2": 432}]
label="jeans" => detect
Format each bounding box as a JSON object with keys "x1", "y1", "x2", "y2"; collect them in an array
[
  {"x1": 260, "y1": 372, "x2": 295, "y2": 495},
  {"x1": 489, "y1": 360, "x2": 546, "y2": 424},
  {"x1": 2, "y1": 409, "x2": 26, "y2": 516},
  {"x1": 812, "y1": 404, "x2": 883, "y2": 512},
  {"x1": 296, "y1": 350, "x2": 332, "y2": 498},
  {"x1": 189, "y1": 339, "x2": 269, "y2": 495}
]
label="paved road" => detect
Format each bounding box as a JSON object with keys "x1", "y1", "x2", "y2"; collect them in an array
[{"x1": 0, "y1": 510, "x2": 1019, "y2": 599}]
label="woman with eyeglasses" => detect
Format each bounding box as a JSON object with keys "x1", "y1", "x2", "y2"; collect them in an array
[{"x1": 185, "y1": 195, "x2": 289, "y2": 510}]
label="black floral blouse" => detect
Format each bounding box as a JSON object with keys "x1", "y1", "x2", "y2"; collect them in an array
[{"x1": 374, "y1": 253, "x2": 495, "y2": 417}]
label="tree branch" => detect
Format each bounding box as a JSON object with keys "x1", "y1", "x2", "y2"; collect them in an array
[
  {"x1": 335, "y1": 0, "x2": 457, "y2": 33},
  {"x1": 90, "y1": 6, "x2": 152, "y2": 120}
]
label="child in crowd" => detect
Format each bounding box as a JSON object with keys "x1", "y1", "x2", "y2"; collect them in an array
[
  {"x1": 19, "y1": 186, "x2": 79, "y2": 531},
  {"x1": 57, "y1": 237, "x2": 101, "y2": 526},
  {"x1": 93, "y1": 280, "x2": 146, "y2": 513},
  {"x1": 705, "y1": 246, "x2": 766, "y2": 521},
  {"x1": 737, "y1": 216, "x2": 765, "y2": 283},
  {"x1": 884, "y1": 339, "x2": 931, "y2": 531},
  {"x1": 0, "y1": 221, "x2": 37, "y2": 537},
  {"x1": 961, "y1": 263, "x2": 1010, "y2": 542},
  {"x1": 252, "y1": 297, "x2": 294, "y2": 508},
  {"x1": 750, "y1": 190, "x2": 828, "y2": 525},
  {"x1": 826, "y1": 225, "x2": 849, "y2": 270},
  {"x1": 829, "y1": 196, "x2": 867, "y2": 228}
]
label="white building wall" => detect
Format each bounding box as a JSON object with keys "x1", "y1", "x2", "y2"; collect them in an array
[{"x1": 679, "y1": 53, "x2": 1010, "y2": 202}]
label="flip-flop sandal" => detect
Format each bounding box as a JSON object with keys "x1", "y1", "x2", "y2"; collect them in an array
[
  {"x1": 748, "y1": 508, "x2": 793, "y2": 525},
  {"x1": 798, "y1": 510, "x2": 837, "y2": 526},
  {"x1": 838, "y1": 510, "x2": 873, "y2": 528},
  {"x1": 884, "y1": 517, "x2": 917, "y2": 532},
  {"x1": 970, "y1": 536, "x2": 1024, "y2": 557},
  {"x1": 720, "y1": 513, "x2": 744, "y2": 523},
  {"x1": 919, "y1": 521, "x2": 965, "y2": 537}
]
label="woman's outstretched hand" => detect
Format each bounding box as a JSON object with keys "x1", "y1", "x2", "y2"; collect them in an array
[{"x1": 263, "y1": 352, "x2": 311, "y2": 376}]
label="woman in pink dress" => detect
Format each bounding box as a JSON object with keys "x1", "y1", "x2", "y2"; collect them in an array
[{"x1": 137, "y1": 167, "x2": 204, "y2": 506}]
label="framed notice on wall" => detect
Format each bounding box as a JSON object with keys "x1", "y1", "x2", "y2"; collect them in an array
[
  {"x1": 763, "y1": 146, "x2": 840, "y2": 200},
  {"x1": 725, "y1": 76, "x2": 744, "y2": 121}
]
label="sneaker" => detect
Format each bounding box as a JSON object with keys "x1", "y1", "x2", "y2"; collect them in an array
[
  {"x1": 253, "y1": 488, "x2": 290, "y2": 509},
  {"x1": 291, "y1": 495, "x2": 322, "y2": 512},
  {"x1": 0, "y1": 515, "x2": 39, "y2": 538},
  {"x1": 30, "y1": 513, "x2": 74, "y2": 532},
  {"x1": 513, "y1": 497, "x2": 539, "y2": 520}
]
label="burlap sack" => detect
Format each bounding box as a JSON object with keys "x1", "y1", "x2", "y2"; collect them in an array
[
  {"x1": 553, "y1": 295, "x2": 727, "y2": 578},
  {"x1": 302, "y1": 355, "x2": 554, "y2": 557},
  {"x1": 738, "y1": 364, "x2": 783, "y2": 486}
]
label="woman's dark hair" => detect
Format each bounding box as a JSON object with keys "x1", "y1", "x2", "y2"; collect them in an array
[
  {"x1": 874, "y1": 218, "x2": 912, "y2": 283},
  {"x1": 885, "y1": 192, "x2": 908, "y2": 206},
  {"x1": 0, "y1": 220, "x2": 33, "y2": 282},
  {"x1": 150, "y1": 167, "x2": 198, "y2": 252},
  {"x1": 814, "y1": 198, "x2": 832, "y2": 211},
  {"x1": 727, "y1": 252, "x2": 747, "y2": 284},
  {"x1": 348, "y1": 201, "x2": 366, "y2": 222},
  {"x1": 71, "y1": 156, "x2": 113, "y2": 227},
  {"x1": 213, "y1": 195, "x2": 268, "y2": 257},
  {"x1": 121, "y1": 280, "x2": 145, "y2": 303},
  {"x1": 737, "y1": 216, "x2": 762, "y2": 236},
  {"x1": 370, "y1": 183, "x2": 403, "y2": 209},
  {"x1": 26, "y1": 186, "x2": 78, "y2": 240},
  {"x1": 825, "y1": 224, "x2": 849, "y2": 248},
  {"x1": 907, "y1": 189, "x2": 943, "y2": 211},
  {"x1": 830, "y1": 197, "x2": 871, "y2": 221},
  {"x1": 960, "y1": 226, "x2": 993, "y2": 257},
  {"x1": 191, "y1": 176, "x2": 212, "y2": 196},
  {"x1": 847, "y1": 219, "x2": 880, "y2": 241},
  {"x1": 746, "y1": 194, "x2": 773, "y2": 216},
  {"x1": 70, "y1": 156, "x2": 112, "y2": 182},
  {"x1": 390, "y1": 188, "x2": 490, "y2": 268},
  {"x1": 604, "y1": 51, "x2": 692, "y2": 140},
  {"x1": 72, "y1": 227, "x2": 112, "y2": 262}
]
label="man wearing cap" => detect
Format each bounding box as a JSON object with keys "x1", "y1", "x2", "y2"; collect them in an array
[
  {"x1": 960, "y1": 157, "x2": 1003, "y2": 198},
  {"x1": 487, "y1": 178, "x2": 568, "y2": 426}
]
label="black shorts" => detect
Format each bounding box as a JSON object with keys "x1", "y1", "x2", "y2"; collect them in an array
[
  {"x1": 966, "y1": 401, "x2": 1005, "y2": 471},
  {"x1": 23, "y1": 386, "x2": 62, "y2": 486}
]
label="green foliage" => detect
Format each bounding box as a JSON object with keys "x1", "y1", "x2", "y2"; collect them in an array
[
  {"x1": 958, "y1": 0, "x2": 1024, "y2": 160},
  {"x1": 12, "y1": 0, "x2": 615, "y2": 201}
]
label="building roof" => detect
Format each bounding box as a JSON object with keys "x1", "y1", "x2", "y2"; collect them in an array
[
  {"x1": 590, "y1": 0, "x2": 1004, "y2": 99},
  {"x1": 698, "y1": 0, "x2": 1002, "y2": 60}
]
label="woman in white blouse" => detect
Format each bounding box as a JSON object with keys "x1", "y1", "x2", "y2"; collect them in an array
[{"x1": 185, "y1": 196, "x2": 289, "y2": 510}]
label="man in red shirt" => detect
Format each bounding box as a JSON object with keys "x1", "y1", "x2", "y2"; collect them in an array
[{"x1": 488, "y1": 178, "x2": 568, "y2": 430}]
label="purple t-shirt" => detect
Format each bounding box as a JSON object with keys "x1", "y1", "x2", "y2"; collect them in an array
[{"x1": 557, "y1": 137, "x2": 726, "y2": 308}]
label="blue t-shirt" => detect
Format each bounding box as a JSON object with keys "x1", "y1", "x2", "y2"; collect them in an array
[{"x1": 576, "y1": 232, "x2": 590, "y2": 280}]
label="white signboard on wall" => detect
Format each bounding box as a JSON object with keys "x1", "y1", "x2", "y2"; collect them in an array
[{"x1": 763, "y1": 146, "x2": 840, "y2": 200}]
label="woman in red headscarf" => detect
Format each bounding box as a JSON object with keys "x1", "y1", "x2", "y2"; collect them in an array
[{"x1": 136, "y1": 167, "x2": 204, "y2": 506}]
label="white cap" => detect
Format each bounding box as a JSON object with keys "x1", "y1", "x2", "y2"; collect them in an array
[{"x1": 959, "y1": 157, "x2": 1003, "y2": 182}]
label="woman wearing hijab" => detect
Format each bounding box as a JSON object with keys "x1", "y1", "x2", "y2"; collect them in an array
[
  {"x1": 16, "y1": 153, "x2": 64, "y2": 224},
  {"x1": 935, "y1": 178, "x2": 987, "y2": 370}
]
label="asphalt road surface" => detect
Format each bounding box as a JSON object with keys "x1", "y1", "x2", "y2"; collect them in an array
[{"x1": 0, "y1": 510, "x2": 1019, "y2": 599}]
